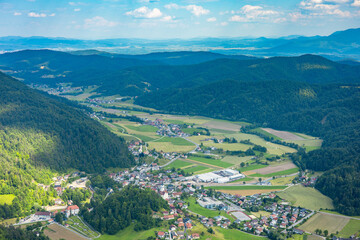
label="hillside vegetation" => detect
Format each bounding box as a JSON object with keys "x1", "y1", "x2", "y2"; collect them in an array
[
  {"x1": 0, "y1": 72, "x2": 134, "y2": 219},
  {"x1": 1, "y1": 51, "x2": 360, "y2": 96}
]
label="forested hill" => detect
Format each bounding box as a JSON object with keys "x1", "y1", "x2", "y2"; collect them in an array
[
  {"x1": 1, "y1": 51, "x2": 360, "y2": 97},
  {"x1": 0, "y1": 71, "x2": 134, "y2": 218},
  {"x1": 0, "y1": 71, "x2": 134, "y2": 172},
  {"x1": 136, "y1": 80, "x2": 360, "y2": 215}
]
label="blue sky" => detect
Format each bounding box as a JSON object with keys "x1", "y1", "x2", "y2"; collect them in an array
[{"x1": 1, "y1": 0, "x2": 359, "y2": 39}]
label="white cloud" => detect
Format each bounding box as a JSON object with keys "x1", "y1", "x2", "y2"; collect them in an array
[
  {"x1": 28, "y1": 12, "x2": 47, "y2": 17},
  {"x1": 84, "y1": 16, "x2": 117, "y2": 28},
  {"x1": 352, "y1": 0, "x2": 360, "y2": 6},
  {"x1": 289, "y1": 12, "x2": 306, "y2": 21},
  {"x1": 207, "y1": 17, "x2": 216, "y2": 22},
  {"x1": 14, "y1": 12, "x2": 22, "y2": 16},
  {"x1": 165, "y1": 3, "x2": 209, "y2": 16},
  {"x1": 74, "y1": 8, "x2": 81, "y2": 12},
  {"x1": 229, "y1": 15, "x2": 248, "y2": 22},
  {"x1": 229, "y1": 5, "x2": 279, "y2": 22},
  {"x1": 49, "y1": 13, "x2": 56, "y2": 17},
  {"x1": 185, "y1": 5, "x2": 210, "y2": 16},
  {"x1": 300, "y1": 0, "x2": 352, "y2": 17},
  {"x1": 274, "y1": 17, "x2": 287, "y2": 23},
  {"x1": 165, "y1": 3, "x2": 180, "y2": 9},
  {"x1": 69, "y1": 2, "x2": 85, "y2": 6},
  {"x1": 160, "y1": 15, "x2": 177, "y2": 22},
  {"x1": 126, "y1": 6, "x2": 163, "y2": 18},
  {"x1": 241, "y1": 5, "x2": 279, "y2": 19},
  {"x1": 220, "y1": 21, "x2": 228, "y2": 26}
]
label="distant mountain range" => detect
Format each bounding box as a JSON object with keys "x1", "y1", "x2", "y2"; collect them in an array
[{"x1": 1, "y1": 27, "x2": 360, "y2": 59}]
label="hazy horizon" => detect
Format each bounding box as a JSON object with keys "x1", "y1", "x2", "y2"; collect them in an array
[{"x1": 1, "y1": 0, "x2": 360, "y2": 39}]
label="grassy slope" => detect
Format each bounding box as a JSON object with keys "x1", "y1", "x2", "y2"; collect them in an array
[
  {"x1": 338, "y1": 219, "x2": 360, "y2": 238},
  {"x1": 164, "y1": 159, "x2": 193, "y2": 169},
  {"x1": 277, "y1": 185, "x2": 334, "y2": 210},
  {"x1": 188, "y1": 156, "x2": 233, "y2": 168}
]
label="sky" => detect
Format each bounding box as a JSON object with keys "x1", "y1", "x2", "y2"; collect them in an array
[{"x1": 0, "y1": 0, "x2": 359, "y2": 39}]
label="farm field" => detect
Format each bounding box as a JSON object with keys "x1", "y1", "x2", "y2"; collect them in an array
[
  {"x1": 183, "y1": 165, "x2": 210, "y2": 174},
  {"x1": 299, "y1": 213, "x2": 349, "y2": 234},
  {"x1": 239, "y1": 164, "x2": 267, "y2": 172},
  {"x1": 148, "y1": 141, "x2": 195, "y2": 153},
  {"x1": 44, "y1": 223, "x2": 87, "y2": 240},
  {"x1": 270, "y1": 176, "x2": 296, "y2": 185},
  {"x1": 206, "y1": 185, "x2": 287, "y2": 196},
  {"x1": 215, "y1": 227, "x2": 264, "y2": 240},
  {"x1": 221, "y1": 156, "x2": 252, "y2": 165},
  {"x1": 201, "y1": 120, "x2": 242, "y2": 132},
  {"x1": 338, "y1": 219, "x2": 360, "y2": 238},
  {"x1": 187, "y1": 156, "x2": 233, "y2": 168},
  {"x1": 254, "y1": 162, "x2": 297, "y2": 175},
  {"x1": 277, "y1": 185, "x2": 334, "y2": 210},
  {"x1": 189, "y1": 133, "x2": 297, "y2": 155},
  {"x1": 250, "y1": 167, "x2": 299, "y2": 178},
  {"x1": 0, "y1": 194, "x2": 15, "y2": 205},
  {"x1": 262, "y1": 128, "x2": 304, "y2": 140},
  {"x1": 99, "y1": 224, "x2": 165, "y2": 240},
  {"x1": 164, "y1": 159, "x2": 193, "y2": 169}
]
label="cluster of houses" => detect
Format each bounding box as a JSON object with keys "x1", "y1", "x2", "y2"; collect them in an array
[
  {"x1": 128, "y1": 140, "x2": 186, "y2": 163},
  {"x1": 199, "y1": 216, "x2": 232, "y2": 229},
  {"x1": 109, "y1": 167, "x2": 190, "y2": 187},
  {"x1": 218, "y1": 192, "x2": 312, "y2": 235},
  {"x1": 142, "y1": 118, "x2": 191, "y2": 138},
  {"x1": 157, "y1": 217, "x2": 199, "y2": 239},
  {"x1": 30, "y1": 83, "x2": 83, "y2": 96}
]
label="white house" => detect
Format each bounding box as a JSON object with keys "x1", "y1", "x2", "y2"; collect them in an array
[{"x1": 65, "y1": 205, "x2": 80, "y2": 218}]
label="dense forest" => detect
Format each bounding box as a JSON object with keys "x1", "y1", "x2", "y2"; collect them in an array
[
  {"x1": 136, "y1": 80, "x2": 360, "y2": 215},
  {"x1": 0, "y1": 72, "x2": 134, "y2": 218},
  {"x1": 83, "y1": 186, "x2": 168, "y2": 234},
  {"x1": 1, "y1": 51, "x2": 360, "y2": 96},
  {"x1": 0, "y1": 225, "x2": 49, "y2": 240}
]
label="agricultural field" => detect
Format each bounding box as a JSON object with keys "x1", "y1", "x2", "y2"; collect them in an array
[
  {"x1": 183, "y1": 165, "x2": 210, "y2": 174},
  {"x1": 299, "y1": 213, "x2": 349, "y2": 235},
  {"x1": 215, "y1": 227, "x2": 264, "y2": 240},
  {"x1": 44, "y1": 223, "x2": 87, "y2": 240},
  {"x1": 148, "y1": 141, "x2": 195, "y2": 153},
  {"x1": 250, "y1": 167, "x2": 299, "y2": 178},
  {"x1": 259, "y1": 128, "x2": 322, "y2": 152},
  {"x1": 206, "y1": 185, "x2": 287, "y2": 196},
  {"x1": 164, "y1": 158, "x2": 215, "y2": 175},
  {"x1": 0, "y1": 194, "x2": 15, "y2": 205},
  {"x1": 270, "y1": 176, "x2": 296, "y2": 185},
  {"x1": 99, "y1": 224, "x2": 165, "y2": 240},
  {"x1": 338, "y1": 219, "x2": 360, "y2": 238},
  {"x1": 221, "y1": 156, "x2": 252, "y2": 165},
  {"x1": 187, "y1": 156, "x2": 233, "y2": 168},
  {"x1": 164, "y1": 159, "x2": 193, "y2": 169},
  {"x1": 277, "y1": 185, "x2": 334, "y2": 210}
]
